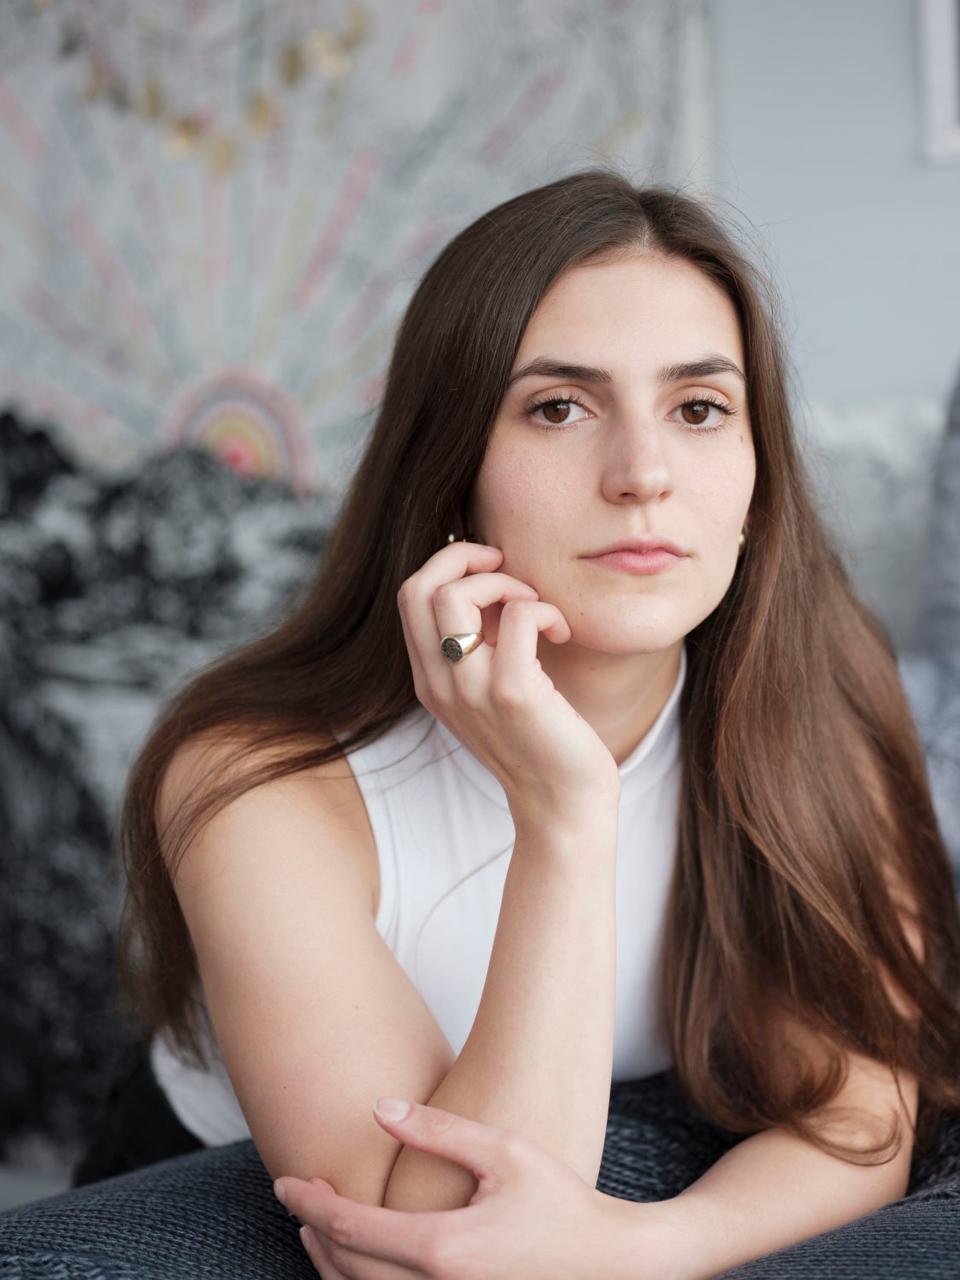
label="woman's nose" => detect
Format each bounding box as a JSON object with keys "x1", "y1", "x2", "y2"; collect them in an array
[{"x1": 599, "y1": 419, "x2": 672, "y2": 504}]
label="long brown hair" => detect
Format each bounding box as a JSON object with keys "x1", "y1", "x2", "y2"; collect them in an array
[{"x1": 116, "y1": 165, "x2": 960, "y2": 1168}]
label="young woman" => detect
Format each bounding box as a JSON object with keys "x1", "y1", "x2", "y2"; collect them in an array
[{"x1": 81, "y1": 167, "x2": 960, "y2": 1276}]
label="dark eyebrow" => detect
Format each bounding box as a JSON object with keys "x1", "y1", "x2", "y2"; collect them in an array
[{"x1": 506, "y1": 354, "x2": 746, "y2": 389}]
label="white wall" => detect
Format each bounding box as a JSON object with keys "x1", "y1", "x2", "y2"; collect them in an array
[{"x1": 702, "y1": 0, "x2": 959, "y2": 650}]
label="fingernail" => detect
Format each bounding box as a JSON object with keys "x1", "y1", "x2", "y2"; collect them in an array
[
  {"x1": 375, "y1": 1096, "x2": 411, "y2": 1119},
  {"x1": 273, "y1": 1178, "x2": 286, "y2": 1205}
]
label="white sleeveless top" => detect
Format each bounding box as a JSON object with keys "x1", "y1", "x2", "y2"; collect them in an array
[{"x1": 150, "y1": 644, "x2": 688, "y2": 1145}]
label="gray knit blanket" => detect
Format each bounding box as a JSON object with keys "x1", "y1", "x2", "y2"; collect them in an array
[{"x1": 0, "y1": 1067, "x2": 959, "y2": 1278}]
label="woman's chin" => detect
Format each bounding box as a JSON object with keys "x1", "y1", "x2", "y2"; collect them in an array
[{"x1": 545, "y1": 619, "x2": 685, "y2": 658}]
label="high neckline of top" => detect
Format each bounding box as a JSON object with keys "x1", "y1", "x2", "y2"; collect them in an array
[{"x1": 429, "y1": 642, "x2": 688, "y2": 812}]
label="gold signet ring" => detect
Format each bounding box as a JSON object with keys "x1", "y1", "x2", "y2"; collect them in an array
[{"x1": 440, "y1": 632, "x2": 483, "y2": 663}]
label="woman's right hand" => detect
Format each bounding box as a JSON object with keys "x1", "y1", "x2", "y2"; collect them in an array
[{"x1": 396, "y1": 541, "x2": 621, "y2": 822}]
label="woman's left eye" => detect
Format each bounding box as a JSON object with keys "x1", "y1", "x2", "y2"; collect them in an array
[{"x1": 673, "y1": 396, "x2": 737, "y2": 432}]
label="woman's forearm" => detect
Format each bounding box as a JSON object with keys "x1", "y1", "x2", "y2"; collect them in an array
[
  {"x1": 605, "y1": 1110, "x2": 915, "y2": 1279},
  {"x1": 382, "y1": 803, "x2": 620, "y2": 1211}
]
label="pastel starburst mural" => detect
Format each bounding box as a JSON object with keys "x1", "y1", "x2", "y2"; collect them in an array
[{"x1": 0, "y1": 0, "x2": 705, "y2": 497}]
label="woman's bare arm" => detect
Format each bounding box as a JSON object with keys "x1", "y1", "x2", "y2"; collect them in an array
[
  {"x1": 605, "y1": 1061, "x2": 918, "y2": 1279},
  {"x1": 157, "y1": 736, "x2": 460, "y2": 1207},
  {"x1": 382, "y1": 801, "x2": 620, "y2": 1211}
]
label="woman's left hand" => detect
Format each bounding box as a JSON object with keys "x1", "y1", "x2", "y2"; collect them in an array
[{"x1": 274, "y1": 1097, "x2": 664, "y2": 1279}]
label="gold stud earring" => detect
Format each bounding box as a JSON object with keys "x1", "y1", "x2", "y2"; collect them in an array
[{"x1": 738, "y1": 529, "x2": 747, "y2": 551}]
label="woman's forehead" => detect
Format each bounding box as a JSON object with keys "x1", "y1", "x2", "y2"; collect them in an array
[{"x1": 515, "y1": 254, "x2": 744, "y2": 369}]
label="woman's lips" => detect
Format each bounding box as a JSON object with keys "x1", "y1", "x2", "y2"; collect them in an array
[{"x1": 584, "y1": 549, "x2": 684, "y2": 575}]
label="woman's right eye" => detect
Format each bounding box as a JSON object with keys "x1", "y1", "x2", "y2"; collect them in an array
[{"x1": 527, "y1": 393, "x2": 591, "y2": 429}]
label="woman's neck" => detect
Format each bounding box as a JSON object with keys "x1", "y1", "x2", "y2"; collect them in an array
[{"x1": 536, "y1": 639, "x2": 684, "y2": 768}]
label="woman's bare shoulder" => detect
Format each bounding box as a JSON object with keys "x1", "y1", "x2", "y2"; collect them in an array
[
  {"x1": 157, "y1": 728, "x2": 381, "y2": 920},
  {"x1": 304, "y1": 738, "x2": 381, "y2": 920}
]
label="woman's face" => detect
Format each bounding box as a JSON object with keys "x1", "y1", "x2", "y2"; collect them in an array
[{"x1": 468, "y1": 251, "x2": 756, "y2": 655}]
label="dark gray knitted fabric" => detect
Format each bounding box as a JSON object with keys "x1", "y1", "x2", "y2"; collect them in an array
[
  {"x1": 1, "y1": 1069, "x2": 958, "y2": 1279},
  {"x1": 0, "y1": 1138, "x2": 302, "y2": 1280}
]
